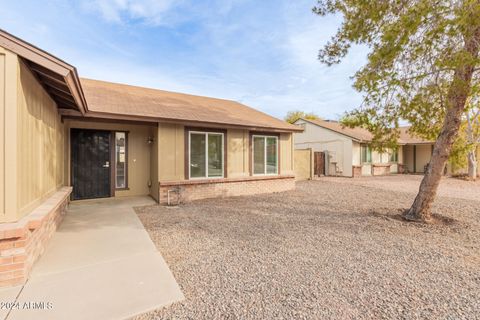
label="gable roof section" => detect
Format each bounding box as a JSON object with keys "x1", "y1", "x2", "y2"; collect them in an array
[
  {"x1": 1, "y1": 29, "x2": 298, "y2": 132},
  {"x1": 0, "y1": 29, "x2": 87, "y2": 114},
  {"x1": 299, "y1": 118, "x2": 432, "y2": 145},
  {"x1": 79, "y1": 78, "x2": 302, "y2": 132},
  {"x1": 299, "y1": 118, "x2": 373, "y2": 142},
  {"x1": 398, "y1": 126, "x2": 434, "y2": 144}
]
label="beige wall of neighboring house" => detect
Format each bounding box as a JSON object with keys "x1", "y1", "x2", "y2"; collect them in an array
[
  {"x1": 294, "y1": 119, "x2": 406, "y2": 177},
  {"x1": 294, "y1": 148, "x2": 313, "y2": 180},
  {"x1": 404, "y1": 145, "x2": 414, "y2": 173},
  {"x1": 359, "y1": 146, "x2": 403, "y2": 175},
  {"x1": 294, "y1": 120, "x2": 354, "y2": 177},
  {"x1": 416, "y1": 145, "x2": 432, "y2": 173},
  {"x1": 403, "y1": 144, "x2": 432, "y2": 173}
]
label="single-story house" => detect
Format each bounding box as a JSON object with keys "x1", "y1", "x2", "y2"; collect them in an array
[
  {"x1": 0, "y1": 30, "x2": 301, "y2": 287},
  {"x1": 293, "y1": 118, "x2": 463, "y2": 177}
]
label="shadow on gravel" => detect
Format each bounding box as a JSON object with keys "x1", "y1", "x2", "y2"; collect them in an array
[{"x1": 367, "y1": 208, "x2": 460, "y2": 228}]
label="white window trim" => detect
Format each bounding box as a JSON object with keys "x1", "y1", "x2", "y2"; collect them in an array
[
  {"x1": 252, "y1": 135, "x2": 279, "y2": 176},
  {"x1": 188, "y1": 131, "x2": 225, "y2": 180},
  {"x1": 361, "y1": 144, "x2": 372, "y2": 164}
]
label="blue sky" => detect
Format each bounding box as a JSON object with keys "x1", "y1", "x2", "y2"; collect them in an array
[{"x1": 0, "y1": 0, "x2": 368, "y2": 120}]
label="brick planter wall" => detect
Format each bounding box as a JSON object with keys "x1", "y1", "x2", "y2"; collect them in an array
[
  {"x1": 352, "y1": 166, "x2": 362, "y2": 178},
  {"x1": 159, "y1": 175, "x2": 295, "y2": 205},
  {"x1": 0, "y1": 187, "x2": 71, "y2": 287},
  {"x1": 372, "y1": 164, "x2": 391, "y2": 176}
]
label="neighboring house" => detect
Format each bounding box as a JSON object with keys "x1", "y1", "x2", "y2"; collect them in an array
[
  {"x1": 0, "y1": 30, "x2": 301, "y2": 287},
  {"x1": 294, "y1": 118, "x2": 435, "y2": 177}
]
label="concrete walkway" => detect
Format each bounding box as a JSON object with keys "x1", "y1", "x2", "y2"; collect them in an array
[{"x1": 0, "y1": 196, "x2": 184, "y2": 320}]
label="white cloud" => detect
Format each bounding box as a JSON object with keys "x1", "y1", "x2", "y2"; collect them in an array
[{"x1": 82, "y1": 0, "x2": 178, "y2": 25}]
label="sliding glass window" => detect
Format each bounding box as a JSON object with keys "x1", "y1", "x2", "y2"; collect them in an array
[
  {"x1": 189, "y1": 131, "x2": 224, "y2": 179},
  {"x1": 253, "y1": 135, "x2": 278, "y2": 175}
]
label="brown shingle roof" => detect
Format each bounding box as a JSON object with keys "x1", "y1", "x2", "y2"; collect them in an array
[
  {"x1": 80, "y1": 78, "x2": 301, "y2": 132},
  {"x1": 303, "y1": 119, "x2": 373, "y2": 142},
  {"x1": 398, "y1": 126, "x2": 433, "y2": 144},
  {"x1": 302, "y1": 118, "x2": 431, "y2": 144}
]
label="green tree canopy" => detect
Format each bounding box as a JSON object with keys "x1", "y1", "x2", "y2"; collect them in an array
[
  {"x1": 314, "y1": 0, "x2": 480, "y2": 221},
  {"x1": 284, "y1": 110, "x2": 320, "y2": 124}
]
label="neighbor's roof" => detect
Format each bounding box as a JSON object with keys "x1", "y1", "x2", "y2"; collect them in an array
[
  {"x1": 299, "y1": 118, "x2": 432, "y2": 144},
  {"x1": 80, "y1": 78, "x2": 301, "y2": 132},
  {"x1": 398, "y1": 126, "x2": 433, "y2": 144},
  {"x1": 300, "y1": 118, "x2": 373, "y2": 142}
]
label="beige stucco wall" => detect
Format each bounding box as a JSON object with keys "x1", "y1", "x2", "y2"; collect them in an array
[
  {"x1": 294, "y1": 148, "x2": 313, "y2": 180},
  {"x1": 404, "y1": 145, "x2": 414, "y2": 172},
  {"x1": 280, "y1": 133, "x2": 294, "y2": 175},
  {"x1": 65, "y1": 120, "x2": 155, "y2": 197},
  {"x1": 403, "y1": 144, "x2": 432, "y2": 173},
  {"x1": 352, "y1": 142, "x2": 361, "y2": 166},
  {"x1": 416, "y1": 144, "x2": 432, "y2": 173},
  {"x1": 352, "y1": 141, "x2": 405, "y2": 174},
  {"x1": 156, "y1": 125, "x2": 295, "y2": 182},
  {"x1": 227, "y1": 129, "x2": 249, "y2": 178},
  {"x1": 157, "y1": 123, "x2": 185, "y2": 181}
]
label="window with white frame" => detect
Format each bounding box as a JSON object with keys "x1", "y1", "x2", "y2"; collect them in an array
[
  {"x1": 253, "y1": 135, "x2": 278, "y2": 175},
  {"x1": 389, "y1": 149, "x2": 398, "y2": 162},
  {"x1": 189, "y1": 131, "x2": 224, "y2": 179},
  {"x1": 361, "y1": 144, "x2": 372, "y2": 163}
]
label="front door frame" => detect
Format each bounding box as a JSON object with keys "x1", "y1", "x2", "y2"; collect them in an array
[
  {"x1": 109, "y1": 131, "x2": 116, "y2": 197},
  {"x1": 70, "y1": 128, "x2": 116, "y2": 200}
]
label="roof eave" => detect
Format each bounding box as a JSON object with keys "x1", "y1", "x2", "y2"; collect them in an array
[
  {"x1": 0, "y1": 29, "x2": 88, "y2": 115},
  {"x1": 60, "y1": 110, "x2": 303, "y2": 133},
  {"x1": 297, "y1": 118, "x2": 369, "y2": 142}
]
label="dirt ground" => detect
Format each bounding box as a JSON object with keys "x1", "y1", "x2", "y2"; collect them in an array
[{"x1": 134, "y1": 176, "x2": 480, "y2": 320}]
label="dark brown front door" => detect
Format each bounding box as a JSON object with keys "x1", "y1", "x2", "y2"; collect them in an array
[
  {"x1": 71, "y1": 129, "x2": 112, "y2": 200},
  {"x1": 314, "y1": 152, "x2": 325, "y2": 176}
]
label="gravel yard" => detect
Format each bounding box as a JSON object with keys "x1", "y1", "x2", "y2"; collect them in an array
[{"x1": 134, "y1": 176, "x2": 480, "y2": 320}]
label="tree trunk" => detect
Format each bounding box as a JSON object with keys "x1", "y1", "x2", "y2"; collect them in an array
[
  {"x1": 404, "y1": 26, "x2": 480, "y2": 222},
  {"x1": 468, "y1": 151, "x2": 477, "y2": 180}
]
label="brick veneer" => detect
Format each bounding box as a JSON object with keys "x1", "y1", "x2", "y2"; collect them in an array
[
  {"x1": 159, "y1": 175, "x2": 295, "y2": 205},
  {"x1": 372, "y1": 164, "x2": 391, "y2": 176},
  {"x1": 0, "y1": 187, "x2": 71, "y2": 287},
  {"x1": 352, "y1": 166, "x2": 362, "y2": 178}
]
